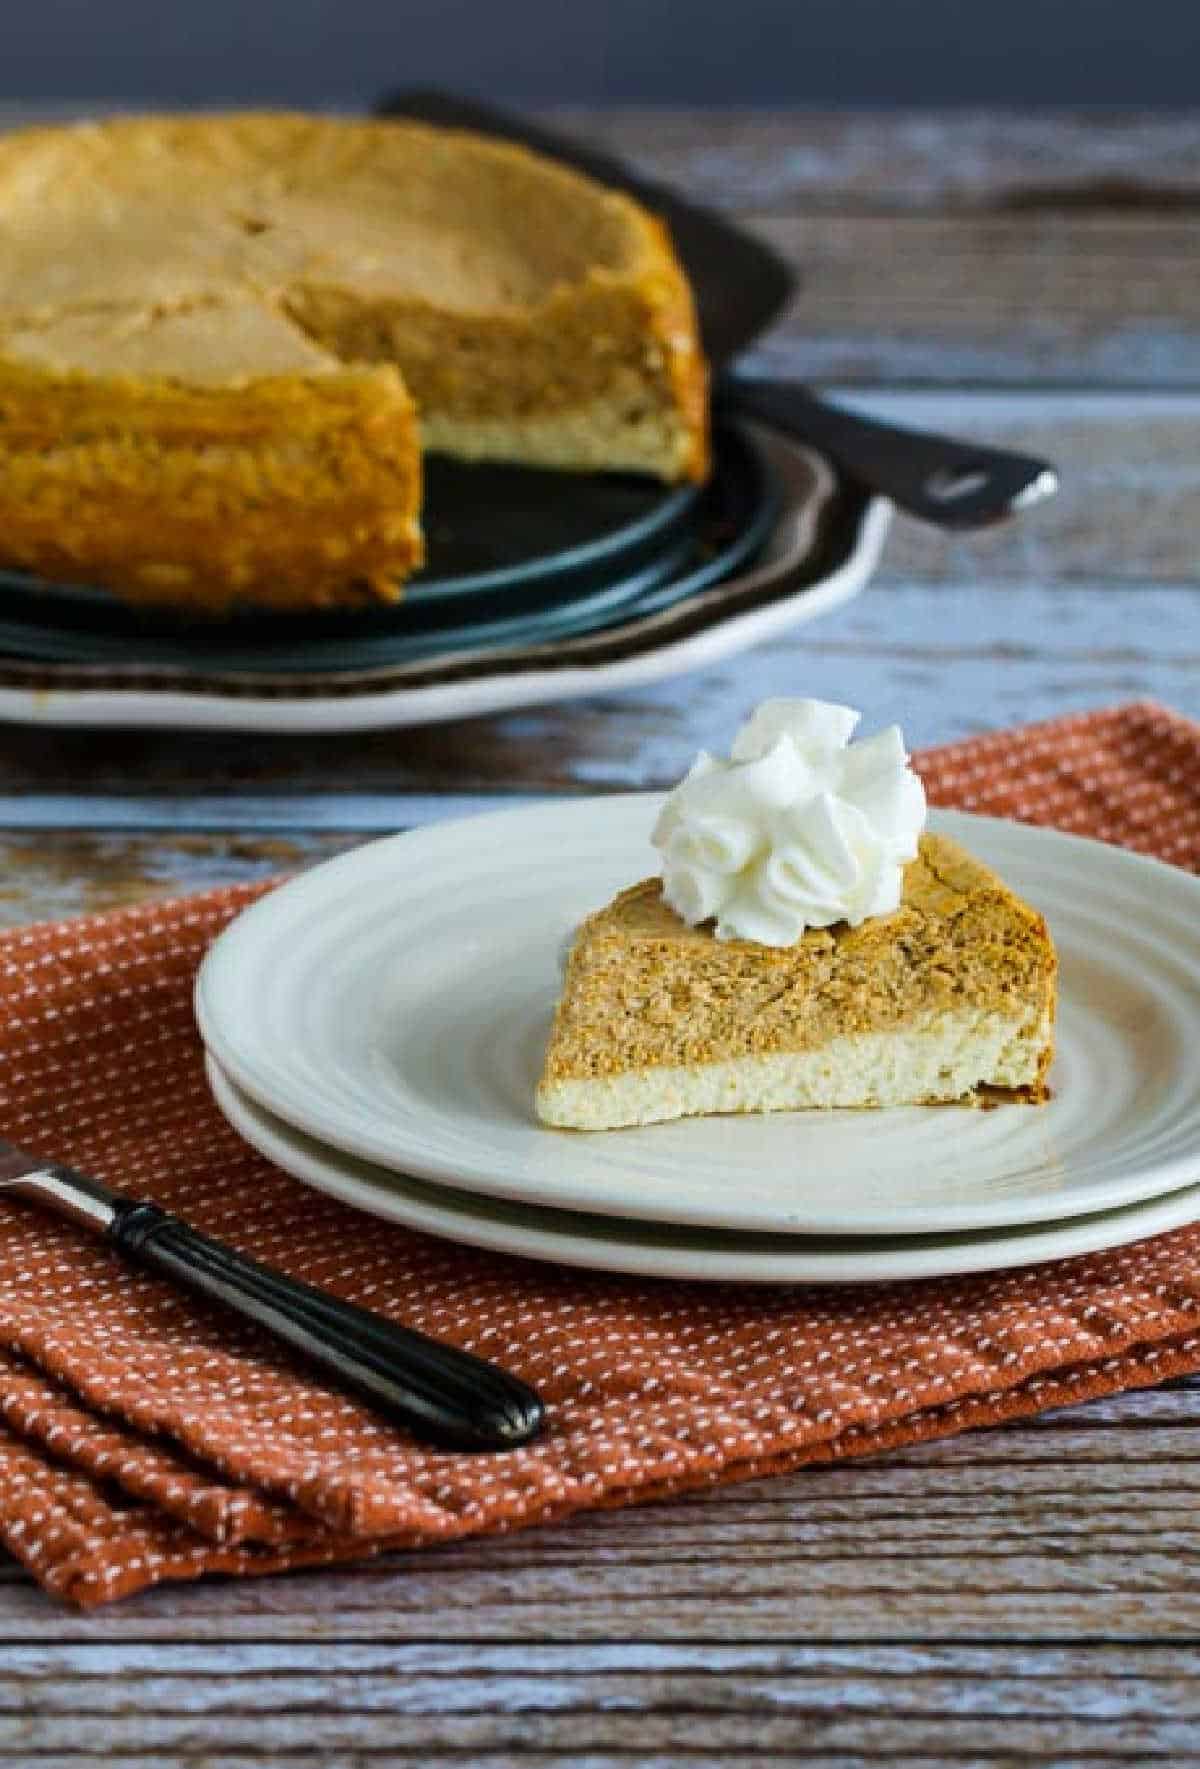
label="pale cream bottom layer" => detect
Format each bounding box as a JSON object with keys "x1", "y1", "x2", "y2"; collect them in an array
[
  {"x1": 536, "y1": 1011, "x2": 1049, "y2": 1131},
  {"x1": 421, "y1": 402, "x2": 694, "y2": 480}
]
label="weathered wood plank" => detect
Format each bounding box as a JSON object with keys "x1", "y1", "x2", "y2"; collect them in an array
[
  {"x1": 0, "y1": 1754, "x2": 1182, "y2": 1769},
  {"x1": 0, "y1": 1576, "x2": 1193, "y2": 1642},
  {"x1": 550, "y1": 108, "x2": 1200, "y2": 214},
  {"x1": 0, "y1": 576, "x2": 1194, "y2": 806},
  {"x1": 8, "y1": 1640, "x2": 1200, "y2": 1766},
  {"x1": 6, "y1": 1638, "x2": 1200, "y2": 1682},
  {"x1": 0, "y1": 794, "x2": 548, "y2": 833},
  {"x1": 11, "y1": 1435, "x2": 1200, "y2": 1609},
  {"x1": 743, "y1": 213, "x2": 1200, "y2": 386},
  {"x1": 6, "y1": 1700, "x2": 1200, "y2": 1754},
  {"x1": 1, "y1": 1637, "x2": 1199, "y2": 1672},
  {"x1": 0, "y1": 1759, "x2": 1069, "y2": 1769},
  {"x1": 0, "y1": 1714, "x2": 1196, "y2": 1762},
  {"x1": 4, "y1": 1429, "x2": 1200, "y2": 1638},
  {"x1": 0, "y1": 830, "x2": 354, "y2": 926},
  {"x1": 81, "y1": 1578, "x2": 1197, "y2": 1642}
]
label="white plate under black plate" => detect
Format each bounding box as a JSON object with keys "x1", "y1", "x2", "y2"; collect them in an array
[
  {"x1": 195, "y1": 802, "x2": 1200, "y2": 1239},
  {"x1": 206, "y1": 1053, "x2": 1200, "y2": 1285}
]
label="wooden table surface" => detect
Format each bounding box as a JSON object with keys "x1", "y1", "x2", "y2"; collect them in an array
[{"x1": 5, "y1": 107, "x2": 1200, "y2": 1765}]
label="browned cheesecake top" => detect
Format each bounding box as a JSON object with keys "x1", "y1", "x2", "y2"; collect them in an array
[
  {"x1": 3, "y1": 300, "x2": 336, "y2": 384},
  {"x1": 542, "y1": 831, "x2": 1057, "y2": 1081},
  {"x1": 0, "y1": 112, "x2": 688, "y2": 366}
]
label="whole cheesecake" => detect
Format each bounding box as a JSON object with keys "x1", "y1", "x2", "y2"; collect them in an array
[
  {"x1": 536, "y1": 831, "x2": 1058, "y2": 1131},
  {"x1": 0, "y1": 113, "x2": 708, "y2": 613}
]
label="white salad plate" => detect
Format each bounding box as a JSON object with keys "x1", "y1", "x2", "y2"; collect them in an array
[
  {"x1": 196, "y1": 798, "x2": 1200, "y2": 1239},
  {"x1": 206, "y1": 1053, "x2": 1200, "y2": 1285}
]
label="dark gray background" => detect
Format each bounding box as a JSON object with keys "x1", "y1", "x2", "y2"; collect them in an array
[{"x1": 3, "y1": 0, "x2": 1200, "y2": 106}]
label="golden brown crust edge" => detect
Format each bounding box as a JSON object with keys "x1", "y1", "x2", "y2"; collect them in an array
[
  {"x1": 0, "y1": 360, "x2": 423, "y2": 613},
  {"x1": 638, "y1": 215, "x2": 710, "y2": 483}
]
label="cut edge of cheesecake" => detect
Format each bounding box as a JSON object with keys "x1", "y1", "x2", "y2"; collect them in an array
[
  {"x1": 0, "y1": 306, "x2": 424, "y2": 612},
  {"x1": 535, "y1": 831, "x2": 1058, "y2": 1132}
]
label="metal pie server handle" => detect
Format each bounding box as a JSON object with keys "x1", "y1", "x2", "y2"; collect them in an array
[
  {"x1": 723, "y1": 376, "x2": 1058, "y2": 529},
  {"x1": 0, "y1": 1156, "x2": 544, "y2": 1452}
]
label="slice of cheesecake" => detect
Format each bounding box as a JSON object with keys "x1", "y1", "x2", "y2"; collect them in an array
[{"x1": 536, "y1": 831, "x2": 1057, "y2": 1131}]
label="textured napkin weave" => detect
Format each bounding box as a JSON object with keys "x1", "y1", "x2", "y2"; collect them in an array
[{"x1": 4, "y1": 700, "x2": 1200, "y2": 1607}]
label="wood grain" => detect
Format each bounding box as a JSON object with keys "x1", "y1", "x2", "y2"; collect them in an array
[
  {"x1": 3, "y1": 1400, "x2": 1200, "y2": 1639},
  {"x1": 551, "y1": 107, "x2": 1200, "y2": 213},
  {"x1": 0, "y1": 830, "x2": 354, "y2": 926},
  {"x1": 744, "y1": 213, "x2": 1200, "y2": 386},
  {"x1": 0, "y1": 575, "x2": 1193, "y2": 803},
  {"x1": 2, "y1": 1408, "x2": 1200, "y2": 1760}
]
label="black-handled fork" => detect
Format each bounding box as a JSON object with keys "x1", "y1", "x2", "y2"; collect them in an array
[{"x1": 0, "y1": 1141, "x2": 544, "y2": 1452}]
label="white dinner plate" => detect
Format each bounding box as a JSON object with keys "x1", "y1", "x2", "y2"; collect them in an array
[
  {"x1": 196, "y1": 799, "x2": 1200, "y2": 1238},
  {"x1": 206, "y1": 1053, "x2": 1200, "y2": 1285}
]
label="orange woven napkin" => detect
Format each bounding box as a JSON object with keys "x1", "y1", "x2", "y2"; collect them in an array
[{"x1": 4, "y1": 699, "x2": 1200, "y2": 1607}]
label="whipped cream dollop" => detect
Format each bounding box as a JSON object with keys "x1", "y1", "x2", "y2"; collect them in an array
[{"x1": 651, "y1": 698, "x2": 927, "y2": 945}]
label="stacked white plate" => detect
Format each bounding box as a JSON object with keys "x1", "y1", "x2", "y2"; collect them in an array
[{"x1": 196, "y1": 799, "x2": 1200, "y2": 1283}]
